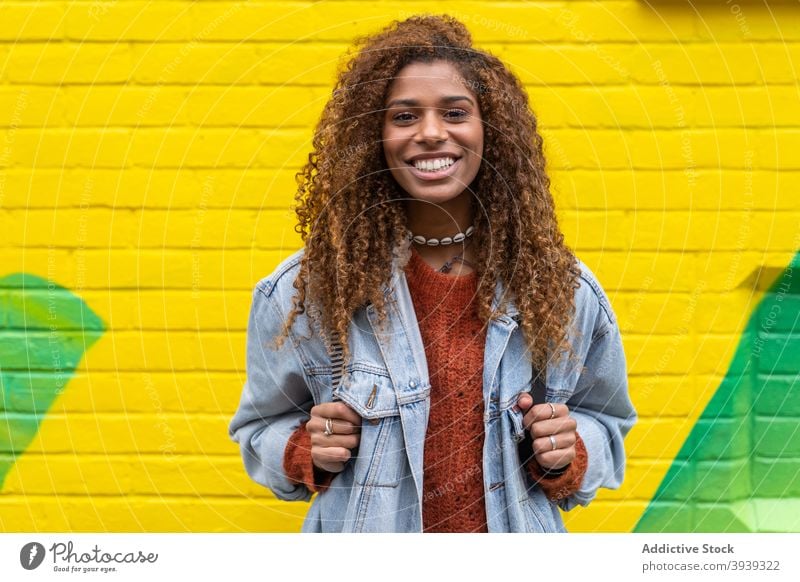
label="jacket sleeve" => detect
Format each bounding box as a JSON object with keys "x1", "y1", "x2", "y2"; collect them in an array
[
  {"x1": 228, "y1": 282, "x2": 316, "y2": 502},
  {"x1": 557, "y1": 319, "x2": 637, "y2": 511}
]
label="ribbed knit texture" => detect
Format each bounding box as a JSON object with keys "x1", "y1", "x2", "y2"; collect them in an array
[{"x1": 403, "y1": 246, "x2": 489, "y2": 532}]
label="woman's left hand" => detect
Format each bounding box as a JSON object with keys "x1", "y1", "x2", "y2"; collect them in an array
[{"x1": 514, "y1": 392, "x2": 577, "y2": 471}]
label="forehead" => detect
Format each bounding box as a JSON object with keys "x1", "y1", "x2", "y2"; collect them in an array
[{"x1": 385, "y1": 61, "x2": 474, "y2": 102}]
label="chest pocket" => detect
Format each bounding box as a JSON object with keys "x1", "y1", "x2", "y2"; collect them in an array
[{"x1": 334, "y1": 364, "x2": 405, "y2": 487}]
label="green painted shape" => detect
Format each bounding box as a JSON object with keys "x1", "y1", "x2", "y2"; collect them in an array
[
  {"x1": 635, "y1": 252, "x2": 800, "y2": 532},
  {"x1": 0, "y1": 273, "x2": 105, "y2": 488},
  {"x1": 751, "y1": 499, "x2": 800, "y2": 532}
]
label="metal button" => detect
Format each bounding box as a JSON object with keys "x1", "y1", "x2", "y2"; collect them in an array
[{"x1": 409, "y1": 380, "x2": 417, "y2": 389}]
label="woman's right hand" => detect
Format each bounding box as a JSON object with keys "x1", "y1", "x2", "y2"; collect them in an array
[{"x1": 307, "y1": 402, "x2": 362, "y2": 473}]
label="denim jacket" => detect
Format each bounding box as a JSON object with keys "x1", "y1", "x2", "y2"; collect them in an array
[{"x1": 229, "y1": 245, "x2": 637, "y2": 533}]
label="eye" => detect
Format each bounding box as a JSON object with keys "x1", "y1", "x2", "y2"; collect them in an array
[
  {"x1": 445, "y1": 109, "x2": 468, "y2": 119},
  {"x1": 391, "y1": 109, "x2": 469, "y2": 123}
]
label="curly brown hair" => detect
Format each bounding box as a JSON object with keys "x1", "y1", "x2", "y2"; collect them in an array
[{"x1": 273, "y1": 13, "x2": 581, "y2": 374}]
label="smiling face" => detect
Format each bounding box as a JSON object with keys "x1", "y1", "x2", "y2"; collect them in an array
[{"x1": 382, "y1": 60, "x2": 484, "y2": 209}]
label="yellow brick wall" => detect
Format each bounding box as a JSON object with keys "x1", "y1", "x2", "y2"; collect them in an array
[{"x1": 1, "y1": 1, "x2": 798, "y2": 532}]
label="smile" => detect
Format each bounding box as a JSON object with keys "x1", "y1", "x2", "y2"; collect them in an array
[{"x1": 406, "y1": 157, "x2": 461, "y2": 181}]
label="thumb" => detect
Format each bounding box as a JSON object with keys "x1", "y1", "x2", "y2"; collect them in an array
[{"x1": 513, "y1": 392, "x2": 533, "y2": 413}]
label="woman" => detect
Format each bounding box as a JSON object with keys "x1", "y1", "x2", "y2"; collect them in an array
[{"x1": 229, "y1": 14, "x2": 636, "y2": 533}]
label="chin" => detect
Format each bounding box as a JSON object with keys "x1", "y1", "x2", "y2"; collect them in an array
[
  {"x1": 399, "y1": 178, "x2": 468, "y2": 201},
  {"x1": 406, "y1": 188, "x2": 464, "y2": 204}
]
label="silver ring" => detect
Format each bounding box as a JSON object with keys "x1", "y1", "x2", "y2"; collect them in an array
[
  {"x1": 323, "y1": 417, "x2": 334, "y2": 437},
  {"x1": 549, "y1": 435, "x2": 557, "y2": 451},
  {"x1": 548, "y1": 403, "x2": 556, "y2": 420}
]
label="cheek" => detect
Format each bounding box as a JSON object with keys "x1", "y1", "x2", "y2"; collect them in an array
[
  {"x1": 381, "y1": 130, "x2": 400, "y2": 161},
  {"x1": 457, "y1": 124, "x2": 483, "y2": 158},
  {"x1": 467, "y1": 134, "x2": 484, "y2": 174},
  {"x1": 468, "y1": 133, "x2": 484, "y2": 162},
  {"x1": 473, "y1": 126, "x2": 484, "y2": 157}
]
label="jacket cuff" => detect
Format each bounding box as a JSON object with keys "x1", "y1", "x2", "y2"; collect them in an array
[
  {"x1": 283, "y1": 420, "x2": 336, "y2": 493},
  {"x1": 525, "y1": 432, "x2": 589, "y2": 503}
]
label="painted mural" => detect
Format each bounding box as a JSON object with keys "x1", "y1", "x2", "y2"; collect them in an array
[{"x1": 0, "y1": 1, "x2": 798, "y2": 532}]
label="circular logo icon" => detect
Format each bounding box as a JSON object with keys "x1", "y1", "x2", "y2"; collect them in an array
[{"x1": 20, "y1": 542, "x2": 46, "y2": 570}]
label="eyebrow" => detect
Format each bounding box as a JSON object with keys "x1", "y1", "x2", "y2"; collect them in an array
[{"x1": 385, "y1": 95, "x2": 475, "y2": 108}]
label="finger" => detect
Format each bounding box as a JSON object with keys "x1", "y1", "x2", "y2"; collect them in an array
[
  {"x1": 311, "y1": 402, "x2": 360, "y2": 421},
  {"x1": 327, "y1": 418, "x2": 361, "y2": 435},
  {"x1": 534, "y1": 448, "x2": 576, "y2": 471},
  {"x1": 310, "y1": 433, "x2": 360, "y2": 450},
  {"x1": 313, "y1": 459, "x2": 345, "y2": 473},
  {"x1": 522, "y1": 403, "x2": 570, "y2": 428},
  {"x1": 330, "y1": 402, "x2": 364, "y2": 425},
  {"x1": 310, "y1": 402, "x2": 344, "y2": 419},
  {"x1": 513, "y1": 392, "x2": 533, "y2": 413},
  {"x1": 307, "y1": 415, "x2": 360, "y2": 436},
  {"x1": 531, "y1": 432, "x2": 577, "y2": 456},
  {"x1": 311, "y1": 402, "x2": 364, "y2": 429},
  {"x1": 313, "y1": 446, "x2": 352, "y2": 465},
  {"x1": 526, "y1": 416, "x2": 578, "y2": 439}
]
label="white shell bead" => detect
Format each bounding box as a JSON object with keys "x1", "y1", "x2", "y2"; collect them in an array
[{"x1": 408, "y1": 225, "x2": 475, "y2": 246}]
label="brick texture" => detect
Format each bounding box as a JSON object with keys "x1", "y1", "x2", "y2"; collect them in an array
[{"x1": 0, "y1": 1, "x2": 798, "y2": 533}]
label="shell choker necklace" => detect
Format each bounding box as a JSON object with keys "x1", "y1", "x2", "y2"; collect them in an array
[{"x1": 408, "y1": 225, "x2": 475, "y2": 247}]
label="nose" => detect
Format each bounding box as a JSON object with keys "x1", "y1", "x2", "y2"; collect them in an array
[{"x1": 414, "y1": 110, "x2": 447, "y2": 143}]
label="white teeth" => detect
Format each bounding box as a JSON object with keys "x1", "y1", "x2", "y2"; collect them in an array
[{"x1": 413, "y1": 157, "x2": 456, "y2": 172}]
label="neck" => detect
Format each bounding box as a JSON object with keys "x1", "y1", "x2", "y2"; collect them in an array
[
  {"x1": 404, "y1": 195, "x2": 477, "y2": 274},
  {"x1": 404, "y1": 197, "x2": 474, "y2": 239}
]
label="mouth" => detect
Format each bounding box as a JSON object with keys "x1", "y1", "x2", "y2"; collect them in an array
[{"x1": 404, "y1": 156, "x2": 462, "y2": 181}]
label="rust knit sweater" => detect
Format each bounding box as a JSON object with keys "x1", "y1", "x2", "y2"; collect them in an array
[{"x1": 282, "y1": 246, "x2": 589, "y2": 531}]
